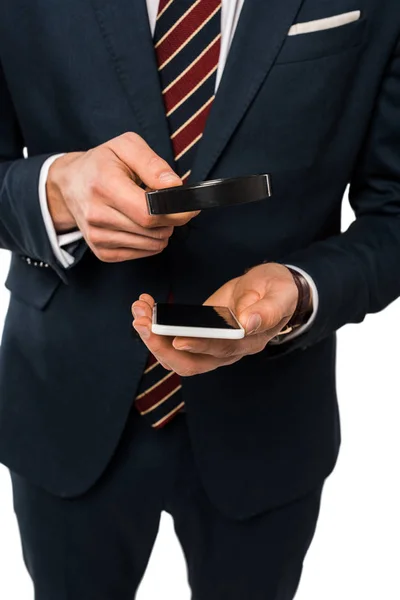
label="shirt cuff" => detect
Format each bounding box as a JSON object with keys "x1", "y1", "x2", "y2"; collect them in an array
[
  {"x1": 38, "y1": 154, "x2": 83, "y2": 268},
  {"x1": 271, "y1": 264, "x2": 319, "y2": 343}
]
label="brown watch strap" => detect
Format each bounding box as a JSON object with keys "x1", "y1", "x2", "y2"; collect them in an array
[{"x1": 285, "y1": 268, "x2": 313, "y2": 330}]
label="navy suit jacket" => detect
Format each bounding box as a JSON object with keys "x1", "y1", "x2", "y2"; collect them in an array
[{"x1": 0, "y1": 0, "x2": 399, "y2": 518}]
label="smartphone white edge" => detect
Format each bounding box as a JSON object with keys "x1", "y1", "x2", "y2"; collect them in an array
[
  {"x1": 151, "y1": 305, "x2": 245, "y2": 339},
  {"x1": 151, "y1": 323, "x2": 245, "y2": 339}
]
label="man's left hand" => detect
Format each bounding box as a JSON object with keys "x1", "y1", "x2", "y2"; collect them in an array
[{"x1": 131, "y1": 263, "x2": 299, "y2": 376}]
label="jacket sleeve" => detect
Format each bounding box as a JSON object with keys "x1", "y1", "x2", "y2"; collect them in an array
[
  {"x1": 0, "y1": 61, "x2": 85, "y2": 281},
  {"x1": 269, "y1": 37, "x2": 400, "y2": 356}
]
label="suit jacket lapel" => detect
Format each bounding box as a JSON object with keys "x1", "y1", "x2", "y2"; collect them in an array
[
  {"x1": 90, "y1": 0, "x2": 174, "y2": 165},
  {"x1": 190, "y1": 0, "x2": 306, "y2": 183}
]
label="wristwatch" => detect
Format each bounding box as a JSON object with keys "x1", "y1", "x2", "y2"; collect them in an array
[{"x1": 276, "y1": 267, "x2": 313, "y2": 338}]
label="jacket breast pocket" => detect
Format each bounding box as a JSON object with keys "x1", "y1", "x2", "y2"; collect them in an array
[
  {"x1": 5, "y1": 254, "x2": 62, "y2": 310},
  {"x1": 276, "y1": 16, "x2": 367, "y2": 64}
]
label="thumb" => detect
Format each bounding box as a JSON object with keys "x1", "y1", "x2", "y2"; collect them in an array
[{"x1": 237, "y1": 296, "x2": 282, "y2": 336}]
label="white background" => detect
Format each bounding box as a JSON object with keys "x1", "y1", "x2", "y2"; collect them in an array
[{"x1": 0, "y1": 200, "x2": 399, "y2": 599}]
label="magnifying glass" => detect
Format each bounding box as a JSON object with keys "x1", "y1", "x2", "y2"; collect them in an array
[{"x1": 146, "y1": 173, "x2": 272, "y2": 215}]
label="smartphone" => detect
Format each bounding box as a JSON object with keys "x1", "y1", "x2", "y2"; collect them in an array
[{"x1": 151, "y1": 303, "x2": 245, "y2": 339}]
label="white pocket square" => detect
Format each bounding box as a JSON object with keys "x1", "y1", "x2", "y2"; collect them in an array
[{"x1": 288, "y1": 10, "x2": 361, "y2": 36}]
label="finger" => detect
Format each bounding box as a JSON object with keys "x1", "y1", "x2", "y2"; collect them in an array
[
  {"x1": 94, "y1": 247, "x2": 167, "y2": 263},
  {"x1": 139, "y1": 293, "x2": 156, "y2": 307},
  {"x1": 108, "y1": 132, "x2": 182, "y2": 191},
  {"x1": 89, "y1": 229, "x2": 171, "y2": 252},
  {"x1": 131, "y1": 296, "x2": 155, "y2": 320},
  {"x1": 92, "y1": 206, "x2": 174, "y2": 239},
  {"x1": 91, "y1": 167, "x2": 166, "y2": 229},
  {"x1": 158, "y1": 209, "x2": 201, "y2": 227},
  {"x1": 132, "y1": 314, "x2": 230, "y2": 376},
  {"x1": 234, "y1": 289, "x2": 262, "y2": 316},
  {"x1": 237, "y1": 297, "x2": 284, "y2": 335},
  {"x1": 106, "y1": 137, "x2": 200, "y2": 227},
  {"x1": 204, "y1": 279, "x2": 238, "y2": 308},
  {"x1": 90, "y1": 146, "x2": 198, "y2": 230},
  {"x1": 103, "y1": 173, "x2": 199, "y2": 230},
  {"x1": 172, "y1": 334, "x2": 267, "y2": 358}
]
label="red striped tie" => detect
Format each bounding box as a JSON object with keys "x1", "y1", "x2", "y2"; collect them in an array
[{"x1": 135, "y1": 0, "x2": 221, "y2": 428}]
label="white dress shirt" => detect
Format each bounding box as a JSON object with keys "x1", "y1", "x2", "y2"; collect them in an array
[{"x1": 39, "y1": 0, "x2": 318, "y2": 335}]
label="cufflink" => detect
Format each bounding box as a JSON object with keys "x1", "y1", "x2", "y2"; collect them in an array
[{"x1": 21, "y1": 256, "x2": 49, "y2": 268}]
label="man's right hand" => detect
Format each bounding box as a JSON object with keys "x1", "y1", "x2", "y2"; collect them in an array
[{"x1": 46, "y1": 132, "x2": 198, "y2": 262}]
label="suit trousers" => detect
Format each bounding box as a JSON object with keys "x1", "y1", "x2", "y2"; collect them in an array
[{"x1": 10, "y1": 408, "x2": 324, "y2": 600}]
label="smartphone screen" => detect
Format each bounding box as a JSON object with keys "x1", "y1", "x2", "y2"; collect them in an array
[{"x1": 155, "y1": 304, "x2": 242, "y2": 331}]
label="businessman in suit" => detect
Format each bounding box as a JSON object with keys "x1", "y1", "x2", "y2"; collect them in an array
[{"x1": 0, "y1": 0, "x2": 399, "y2": 598}]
